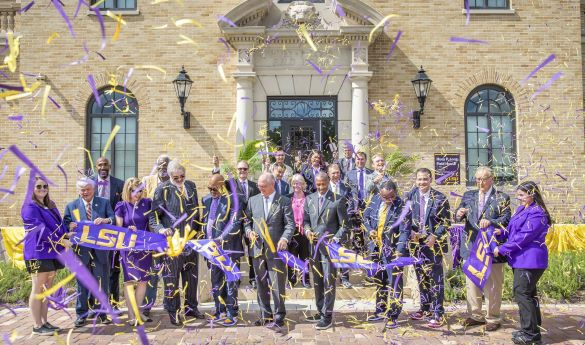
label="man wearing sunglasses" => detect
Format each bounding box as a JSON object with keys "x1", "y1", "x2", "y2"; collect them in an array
[
  {"x1": 362, "y1": 180, "x2": 410, "y2": 329},
  {"x1": 149, "y1": 159, "x2": 204, "y2": 325},
  {"x1": 201, "y1": 174, "x2": 244, "y2": 327}
]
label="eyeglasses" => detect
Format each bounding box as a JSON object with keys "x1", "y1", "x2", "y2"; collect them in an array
[
  {"x1": 237, "y1": 167, "x2": 248, "y2": 171},
  {"x1": 35, "y1": 184, "x2": 48, "y2": 190},
  {"x1": 130, "y1": 189, "x2": 143, "y2": 193},
  {"x1": 208, "y1": 187, "x2": 219, "y2": 192},
  {"x1": 171, "y1": 175, "x2": 185, "y2": 181},
  {"x1": 476, "y1": 176, "x2": 492, "y2": 182}
]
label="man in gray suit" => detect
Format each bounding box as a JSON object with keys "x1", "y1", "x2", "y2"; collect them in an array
[
  {"x1": 304, "y1": 172, "x2": 348, "y2": 330},
  {"x1": 244, "y1": 173, "x2": 295, "y2": 328}
]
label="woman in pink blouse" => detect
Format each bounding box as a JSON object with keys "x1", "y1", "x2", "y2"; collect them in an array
[{"x1": 287, "y1": 174, "x2": 311, "y2": 288}]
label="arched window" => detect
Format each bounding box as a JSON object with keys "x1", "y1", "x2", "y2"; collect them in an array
[
  {"x1": 87, "y1": 86, "x2": 138, "y2": 181},
  {"x1": 465, "y1": 85, "x2": 516, "y2": 184}
]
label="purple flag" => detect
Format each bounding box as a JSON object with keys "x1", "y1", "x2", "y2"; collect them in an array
[
  {"x1": 462, "y1": 227, "x2": 498, "y2": 289},
  {"x1": 277, "y1": 250, "x2": 309, "y2": 274},
  {"x1": 187, "y1": 239, "x2": 242, "y2": 282}
]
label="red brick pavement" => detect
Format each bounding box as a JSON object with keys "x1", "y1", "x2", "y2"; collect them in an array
[{"x1": 0, "y1": 304, "x2": 584, "y2": 344}]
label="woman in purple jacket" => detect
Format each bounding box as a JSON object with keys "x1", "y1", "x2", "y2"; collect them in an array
[
  {"x1": 494, "y1": 181, "x2": 551, "y2": 345},
  {"x1": 21, "y1": 177, "x2": 67, "y2": 335}
]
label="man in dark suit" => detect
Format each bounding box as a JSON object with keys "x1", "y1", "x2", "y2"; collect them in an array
[
  {"x1": 202, "y1": 174, "x2": 244, "y2": 327},
  {"x1": 338, "y1": 143, "x2": 355, "y2": 179},
  {"x1": 403, "y1": 168, "x2": 451, "y2": 328},
  {"x1": 92, "y1": 156, "x2": 124, "y2": 310},
  {"x1": 272, "y1": 163, "x2": 290, "y2": 195},
  {"x1": 362, "y1": 180, "x2": 410, "y2": 329},
  {"x1": 344, "y1": 151, "x2": 373, "y2": 258},
  {"x1": 327, "y1": 163, "x2": 352, "y2": 288},
  {"x1": 244, "y1": 172, "x2": 295, "y2": 328},
  {"x1": 304, "y1": 172, "x2": 348, "y2": 330},
  {"x1": 149, "y1": 160, "x2": 204, "y2": 325},
  {"x1": 301, "y1": 150, "x2": 327, "y2": 193},
  {"x1": 63, "y1": 177, "x2": 115, "y2": 327},
  {"x1": 455, "y1": 166, "x2": 511, "y2": 332}
]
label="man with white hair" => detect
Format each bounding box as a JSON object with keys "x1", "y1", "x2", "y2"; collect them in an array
[
  {"x1": 63, "y1": 177, "x2": 115, "y2": 327},
  {"x1": 244, "y1": 172, "x2": 295, "y2": 328},
  {"x1": 149, "y1": 159, "x2": 204, "y2": 325},
  {"x1": 365, "y1": 154, "x2": 392, "y2": 196}
]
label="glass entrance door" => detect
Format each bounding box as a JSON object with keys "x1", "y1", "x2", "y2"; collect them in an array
[{"x1": 282, "y1": 120, "x2": 320, "y2": 166}]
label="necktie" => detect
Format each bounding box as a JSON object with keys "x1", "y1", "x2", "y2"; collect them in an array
[
  {"x1": 358, "y1": 169, "x2": 364, "y2": 199},
  {"x1": 242, "y1": 181, "x2": 248, "y2": 200},
  {"x1": 332, "y1": 183, "x2": 338, "y2": 195},
  {"x1": 99, "y1": 180, "x2": 108, "y2": 198},
  {"x1": 419, "y1": 193, "x2": 427, "y2": 234},
  {"x1": 377, "y1": 204, "x2": 388, "y2": 248},
  {"x1": 264, "y1": 196, "x2": 270, "y2": 219},
  {"x1": 206, "y1": 198, "x2": 219, "y2": 236},
  {"x1": 479, "y1": 192, "x2": 486, "y2": 218},
  {"x1": 319, "y1": 195, "x2": 325, "y2": 213},
  {"x1": 277, "y1": 180, "x2": 281, "y2": 194},
  {"x1": 85, "y1": 201, "x2": 92, "y2": 221}
]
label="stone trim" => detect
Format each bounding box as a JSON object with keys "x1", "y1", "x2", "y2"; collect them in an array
[
  {"x1": 453, "y1": 68, "x2": 529, "y2": 114},
  {"x1": 461, "y1": 9, "x2": 516, "y2": 15}
]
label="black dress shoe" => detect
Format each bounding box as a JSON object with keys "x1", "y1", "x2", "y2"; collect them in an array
[
  {"x1": 142, "y1": 310, "x2": 150, "y2": 317},
  {"x1": 74, "y1": 317, "x2": 86, "y2": 328},
  {"x1": 169, "y1": 313, "x2": 182, "y2": 326},
  {"x1": 254, "y1": 318, "x2": 272, "y2": 326},
  {"x1": 512, "y1": 334, "x2": 542, "y2": 345},
  {"x1": 98, "y1": 315, "x2": 112, "y2": 325},
  {"x1": 251, "y1": 280, "x2": 258, "y2": 289},
  {"x1": 267, "y1": 319, "x2": 285, "y2": 328},
  {"x1": 184, "y1": 309, "x2": 205, "y2": 319}
]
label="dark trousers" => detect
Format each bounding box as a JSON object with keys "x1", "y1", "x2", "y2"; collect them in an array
[
  {"x1": 287, "y1": 233, "x2": 311, "y2": 284},
  {"x1": 413, "y1": 246, "x2": 444, "y2": 317},
  {"x1": 144, "y1": 257, "x2": 160, "y2": 311},
  {"x1": 162, "y1": 250, "x2": 199, "y2": 314},
  {"x1": 76, "y1": 249, "x2": 110, "y2": 318},
  {"x1": 513, "y1": 268, "x2": 545, "y2": 340},
  {"x1": 311, "y1": 245, "x2": 337, "y2": 320},
  {"x1": 210, "y1": 262, "x2": 238, "y2": 317},
  {"x1": 244, "y1": 235, "x2": 256, "y2": 282},
  {"x1": 109, "y1": 251, "x2": 121, "y2": 306},
  {"x1": 373, "y1": 252, "x2": 404, "y2": 319}
]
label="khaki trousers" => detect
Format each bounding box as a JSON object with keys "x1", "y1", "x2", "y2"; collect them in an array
[{"x1": 465, "y1": 263, "x2": 504, "y2": 324}]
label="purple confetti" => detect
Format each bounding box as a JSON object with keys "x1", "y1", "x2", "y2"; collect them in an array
[
  {"x1": 87, "y1": 74, "x2": 101, "y2": 106},
  {"x1": 335, "y1": 3, "x2": 346, "y2": 18},
  {"x1": 51, "y1": 0, "x2": 76, "y2": 38},
  {"x1": 18, "y1": 1, "x2": 35, "y2": 13},
  {"x1": 521, "y1": 54, "x2": 555, "y2": 85},
  {"x1": 91, "y1": 4, "x2": 107, "y2": 51},
  {"x1": 555, "y1": 171, "x2": 567, "y2": 181},
  {"x1": 7, "y1": 115, "x2": 23, "y2": 121},
  {"x1": 475, "y1": 126, "x2": 490, "y2": 133},
  {"x1": 435, "y1": 171, "x2": 456, "y2": 185},
  {"x1": 136, "y1": 325, "x2": 150, "y2": 345},
  {"x1": 385, "y1": 30, "x2": 402, "y2": 61},
  {"x1": 450, "y1": 36, "x2": 489, "y2": 44},
  {"x1": 307, "y1": 60, "x2": 322, "y2": 74},
  {"x1": 389, "y1": 201, "x2": 412, "y2": 229},
  {"x1": 218, "y1": 15, "x2": 237, "y2": 28},
  {"x1": 56, "y1": 164, "x2": 68, "y2": 193},
  {"x1": 464, "y1": 0, "x2": 470, "y2": 25},
  {"x1": 530, "y1": 71, "x2": 563, "y2": 101},
  {"x1": 0, "y1": 84, "x2": 24, "y2": 91},
  {"x1": 48, "y1": 95, "x2": 61, "y2": 109}
]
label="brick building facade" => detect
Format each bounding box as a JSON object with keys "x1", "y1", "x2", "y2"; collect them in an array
[{"x1": 0, "y1": 0, "x2": 583, "y2": 225}]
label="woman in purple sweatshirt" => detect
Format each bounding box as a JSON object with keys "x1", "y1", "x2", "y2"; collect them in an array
[
  {"x1": 21, "y1": 177, "x2": 67, "y2": 335},
  {"x1": 494, "y1": 181, "x2": 551, "y2": 345}
]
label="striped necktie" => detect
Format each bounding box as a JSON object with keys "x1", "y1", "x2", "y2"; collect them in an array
[{"x1": 85, "y1": 201, "x2": 92, "y2": 221}]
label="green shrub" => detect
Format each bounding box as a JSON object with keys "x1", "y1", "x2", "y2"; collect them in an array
[
  {"x1": 0, "y1": 261, "x2": 75, "y2": 305},
  {"x1": 445, "y1": 251, "x2": 585, "y2": 303}
]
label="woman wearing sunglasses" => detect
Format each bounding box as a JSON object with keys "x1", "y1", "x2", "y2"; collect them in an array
[
  {"x1": 115, "y1": 177, "x2": 153, "y2": 326},
  {"x1": 21, "y1": 177, "x2": 67, "y2": 335}
]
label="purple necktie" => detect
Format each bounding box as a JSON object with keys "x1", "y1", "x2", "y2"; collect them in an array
[
  {"x1": 242, "y1": 181, "x2": 248, "y2": 200},
  {"x1": 419, "y1": 193, "x2": 426, "y2": 232},
  {"x1": 479, "y1": 192, "x2": 486, "y2": 213},
  {"x1": 358, "y1": 169, "x2": 364, "y2": 199},
  {"x1": 206, "y1": 198, "x2": 219, "y2": 237},
  {"x1": 319, "y1": 195, "x2": 325, "y2": 212}
]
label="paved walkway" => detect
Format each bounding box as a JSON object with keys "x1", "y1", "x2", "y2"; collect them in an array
[{"x1": 1, "y1": 301, "x2": 584, "y2": 345}]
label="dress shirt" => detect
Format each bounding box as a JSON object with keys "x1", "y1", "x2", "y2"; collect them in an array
[{"x1": 97, "y1": 176, "x2": 111, "y2": 199}]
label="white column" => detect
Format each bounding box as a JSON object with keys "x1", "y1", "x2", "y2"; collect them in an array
[
  {"x1": 349, "y1": 43, "x2": 372, "y2": 150},
  {"x1": 233, "y1": 48, "x2": 256, "y2": 158}
]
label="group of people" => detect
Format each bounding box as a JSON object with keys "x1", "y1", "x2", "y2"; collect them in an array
[{"x1": 21, "y1": 145, "x2": 551, "y2": 345}]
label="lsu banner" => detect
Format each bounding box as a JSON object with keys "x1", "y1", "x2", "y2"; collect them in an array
[
  {"x1": 462, "y1": 227, "x2": 498, "y2": 289},
  {"x1": 325, "y1": 242, "x2": 419, "y2": 275},
  {"x1": 187, "y1": 240, "x2": 241, "y2": 282},
  {"x1": 71, "y1": 221, "x2": 168, "y2": 252},
  {"x1": 277, "y1": 250, "x2": 309, "y2": 274}
]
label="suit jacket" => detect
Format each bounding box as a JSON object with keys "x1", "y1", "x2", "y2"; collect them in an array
[
  {"x1": 338, "y1": 157, "x2": 355, "y2": 178},
  {"x1": 329, "y1": 180, "x2": 350, "y2": 199},
  {"x1": 303, "y1": 190, "x2": 348, "y2": 243},
  {"x1": 345, "y1": 168, "x2": 373, "y2": 200},
  {"x1": 363, "y1": 195, "x2": 410, "y2": 257},
  {"x1": 403, "y1": 187, "x2": 451, "y2": 255},
  {"x1": 455, "y1": 188, "x2": 511, "y2": 263},
  {"x1": 92, "y1": 175, "x2": 124, "y2": 210},
  {"x1": 365, "y1": 172, "x2": 392, "y2": 196},
  {"x1": 274, "y1": 179, "x2": 290, "y2": 196},
  {"x1": 201, "y1": 193, "x2": 244, "y2": 258},
  {"x1": 497, "y1": 204, "x2": 549, "y2": 269},
  {"x1": 63, "y1": 196, "x2": 115, "y2": 262},
  {"x1": 244, "y1": 193, "x2": 295, "y2": 258},
  {"x1": 301, "y1": 165, "x2": 327, "y2": 193},
  {"x1": 149, "y1": 180, "x2": 201, "y2": 236},
  {"x1": 142, "y1": 174, "x2": 163, "y2": 199},
  {"x1": 21, "y1": 201, "x2": 66, "y2": 260}
]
